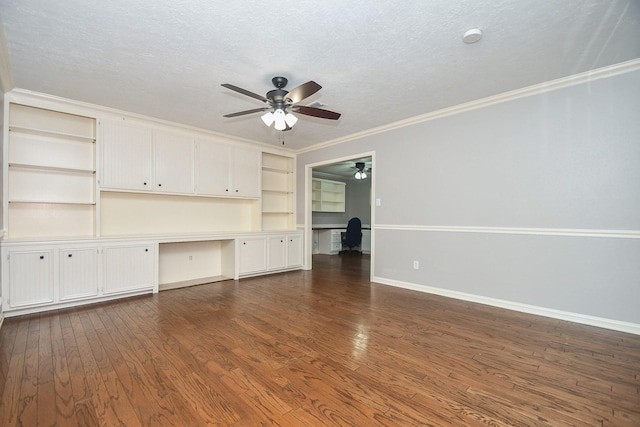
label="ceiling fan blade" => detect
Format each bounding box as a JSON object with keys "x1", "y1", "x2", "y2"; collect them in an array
[
  {"x1": 285, "y1": 81, "x2": 322, "y2": 104},
  {"x1": 295, "y1": 105, "x2": 341, "y2": 120},
  {"x1": 221, "y1": 83, "x2": 268, "y2": 103},
  {"x1": 223, "y1": 107, "x2": 270, "y2": 118}
]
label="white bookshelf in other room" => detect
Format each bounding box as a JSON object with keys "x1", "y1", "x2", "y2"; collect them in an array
[
  {"x1": 261, "y1": 153, "x2": 295, "y2": 231},
  {"x1": 312, "y1": 178, "x2": 346, "y2": 212},
  {"x1": 5, "y1": 103, "x2": 96, "y2": 239}
]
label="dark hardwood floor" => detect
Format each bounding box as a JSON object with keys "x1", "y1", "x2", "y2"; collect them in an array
[{"x1": 0, "y1": 254, "x2": 638, "y2": 426}]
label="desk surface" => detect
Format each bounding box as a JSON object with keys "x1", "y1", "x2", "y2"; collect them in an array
[{"x1": 312, "y1": 224, "x2": 371, "y2": 230}]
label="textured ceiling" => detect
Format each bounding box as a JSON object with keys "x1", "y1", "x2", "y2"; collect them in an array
[{"x1": 1, "y1": 1, "x2": 639, "y2": 151}]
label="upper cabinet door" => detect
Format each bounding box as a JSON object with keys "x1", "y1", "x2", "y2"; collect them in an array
[
  {"x1": 153, "y1": 130, "x2": 195, "y2": 194},
  {"x1": 196, "y1": 139, "x2": 232, "y2": 196},
  {"x1": 101, "y1": 120, "x2": 153, "y2": 191},
  {"x1": 232, "y1": 146, "x2": 260, "y2": 198}
]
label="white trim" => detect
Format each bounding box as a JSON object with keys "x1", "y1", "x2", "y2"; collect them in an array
[
  {"x1": 372, "y1": 276, "x2": 640, "y2": 335},
  {"x1": 296, "y1": 58, "x2": 640, "y2": 154},
  {"x1": 304, "y1": 151, "x2": 376, "y2": 278},
  {"x1": 374, "y1": 224, "x2": 640, "y2": 240}
]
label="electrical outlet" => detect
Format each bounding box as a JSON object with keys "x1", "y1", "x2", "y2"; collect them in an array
[{"x1": 413, "y1": 260, "x2": 419, "y2": 270}]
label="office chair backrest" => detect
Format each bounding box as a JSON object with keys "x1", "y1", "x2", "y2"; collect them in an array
[{"x1": 344, "y1": 217, "x2": 362, "y2": 246}]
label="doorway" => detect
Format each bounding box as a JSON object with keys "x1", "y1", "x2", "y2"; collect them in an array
[{"x1": 304, "y1": 152, "x2": 375, "y2": 280}]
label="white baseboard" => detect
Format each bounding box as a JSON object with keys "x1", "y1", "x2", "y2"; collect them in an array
[{"x1": 372, "y1": 276, "x2": 640, "y2": 335}]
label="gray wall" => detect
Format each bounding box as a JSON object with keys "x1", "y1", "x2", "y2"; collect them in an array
[{"x1": 297, "y1": 67, "x2": 640, "y2": 326}]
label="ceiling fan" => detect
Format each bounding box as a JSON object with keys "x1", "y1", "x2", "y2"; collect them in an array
[
  {"x1": 221, "y1": 76, "x2": 341, "y2": 131},
  {"x1": 353, "y1": 162, "x2": 371, "y2": 180}
]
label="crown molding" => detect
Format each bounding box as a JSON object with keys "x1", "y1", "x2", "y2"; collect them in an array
[
  {"x1": 5, "y1": 88, "x2": 294, "y2": 153},
  {"x1": 297, "y1": 58, "x2": 640, "y2": 154}
]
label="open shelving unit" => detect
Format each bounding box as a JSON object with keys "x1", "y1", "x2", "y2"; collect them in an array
[
  {"x1": 261, "y1": 153, "x2": 295, "y2": 231},
  {"x1": 312, "y1": 178, "x2": 346, "y2": 212},
  {"x1": 6, "y1": 104, "x2": 96, "y2": 238}
]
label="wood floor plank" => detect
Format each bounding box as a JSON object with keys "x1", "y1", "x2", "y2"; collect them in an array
[
  {"x1": 49, "y1": 313, "x2": 79, "y2": 426},
  {"x1": 0, "y1": 254, "x2": 639, "y2": 426},
  {"x1": 36, "y1": 314, "x2": 57, "y2": 426},
  {"x1": 0, "y1": 319, "x2": 29, "y2": 426}
]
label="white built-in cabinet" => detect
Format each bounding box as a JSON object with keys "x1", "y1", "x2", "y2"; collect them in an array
[
  {"x1": 312, "y1": 178, "x2": 346, "y2": 212},
  {"x1": 1, "y1": 241, "x2": 157, "y2": 316},
  {"x1": 196, "y1": 138, "x2": 260, "y2": 198},
  {"x1": 262, "y1": 153, "x2": 295, "y2": 230},
  {"x1": 59, "y1": 246, "x2": 99, "y2": 301},
  {"x1": 6, "y1": 104, "x2": 96, "y2": 239},
  {"x1": 103, "y1": 244, "x2": 155, "y2": 294},
  {"x1": 1, "y1": 93, "x2": 302, "y2": 318},
  {"x1": 152, "y1": 130, "x2": 195, "y2": 194},
  {"x1": 100, "y1": 119, "x2": 153, "y2": 191},
  {"x1": 7, "y1": 248, "x2": 55, "y2": 308},
  {"x1": 101, "y1": 120, "x2": 195, "y2": 194},
  {"x1": 268, "y1": 234, "x2": 303, "y2": 270},
  {"x1": 239, "y1": 233, "x2": 303, "y2": 276},
  {"x1": 238, "y1": 237, "x2": 268, "y2": 275}
]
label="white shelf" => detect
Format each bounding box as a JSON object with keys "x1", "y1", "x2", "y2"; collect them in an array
[
  {"x1": 312, "y1": 178, "x2": 346, "y2": 212},
  {"x1": 261, "y1": 153, "x2": 295, "y2": 231},
  {"x1": 262, "y1": 188, "x2": 293, "y2": 194},
  {"x1": 9, "y1": 163, "x2": 95, "y2": 174},
  {"x1": 262, "y1": 166, "x2": 293, "y2": 174},
  {"x1": 9, "y1": 126, "x2": 95, "y2": 143},
  {"x1": 6, "y1": 103, "x2": 97, "y2": 239},
  {"x1": 8, "y1": 200, "x2": 96, "y2": 205}
]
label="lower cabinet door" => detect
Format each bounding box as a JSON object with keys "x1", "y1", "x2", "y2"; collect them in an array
[
  {"x1": 8, "y1": 249, "x2": 54, "y2": 308},
  {"x1": 60, "y1": 248, "x2": 99, "y2": 300},
  {"x1": 268, "y1": 236, "x2": 286, "y2": 270},
  {"x1": 286, "y1": 235, "x2": 303, "y2": 268},
  {"x1": 238, "y1": 238, "x2": 267, "y2": 275},
  {"x1": 103, "y1": 245, "x2": 154, "y2": 294}
]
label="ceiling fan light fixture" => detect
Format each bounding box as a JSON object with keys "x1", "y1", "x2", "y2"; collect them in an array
[
  {"x1": 273, "y1": 108, "x2": 286, "y2": 130},
  {"x1": 354, "y1": 162, "x2": 368, "y2": 180},
  {"x1": 261, "y1": 111, "x2": 274, "y2": 126},
  {"x1": 284, "y1": 112, "x2": 298, "y2": 127}
]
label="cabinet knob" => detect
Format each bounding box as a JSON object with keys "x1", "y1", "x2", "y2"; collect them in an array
[
  {"x1": 243, "y1": 242, "x2": 246, "y2": 245},
  {"x1": 40, "y1": 255, "x2": 44, "y2": 260},
  {"x1": 235, "y1": 189, "x2": 239, "y2": 193},
  {"x1": 225, "y1": 189, "x2": 229, "y2": 192},
  {"x1": 68, "y1": 254, "x2": 72, "y2": 258},
  {"x1": 143, "y1": 182, "x2": 147, "y2": 186},
  {"x1": 158, "y1": 183, "x2": 162, "y2": 187},
  {"x1": 145, "y1": 248, "x2": 148, "y2": 252}
]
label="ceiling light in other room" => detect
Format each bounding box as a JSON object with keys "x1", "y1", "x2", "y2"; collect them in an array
[
  {"x1": 463, "y1": 28, "x2": 482, "y2": 44},
  {"x1": 354, "y1": 162, "x2": 368, "y2": 180}
]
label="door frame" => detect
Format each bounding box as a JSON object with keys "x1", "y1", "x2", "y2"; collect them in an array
[{"x1": 303, "y1": 151, "x2": 375, "y2": 281}]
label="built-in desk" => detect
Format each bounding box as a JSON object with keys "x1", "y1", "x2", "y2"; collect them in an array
[
  {"x1": 1, "y1": 230, "x2": 303, "y2": 317},
  {"x1": 312, "y1": 225, "x2": 371, "y2": 254}
]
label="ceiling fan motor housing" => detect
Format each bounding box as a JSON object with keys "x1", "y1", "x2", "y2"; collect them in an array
[{"x1": 272, "y1": 76, "x2": 288, "y2": 88}]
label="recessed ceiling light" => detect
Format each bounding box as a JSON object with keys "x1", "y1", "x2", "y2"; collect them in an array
[{"x1": 463, "y1": 28, "x2": 482, "y2": 44}]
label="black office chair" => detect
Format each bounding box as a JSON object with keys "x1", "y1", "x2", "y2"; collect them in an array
[{"x1": 340, "y1": 217, "x2": 362, "y2": 255}]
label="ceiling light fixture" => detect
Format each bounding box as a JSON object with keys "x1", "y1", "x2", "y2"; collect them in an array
[
  {"x1": 262, "y1": 107, "x2": 298, "y2": 130},
  {"x1": 354, "y1": 162, "x2": 368, "y2": 180}
]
